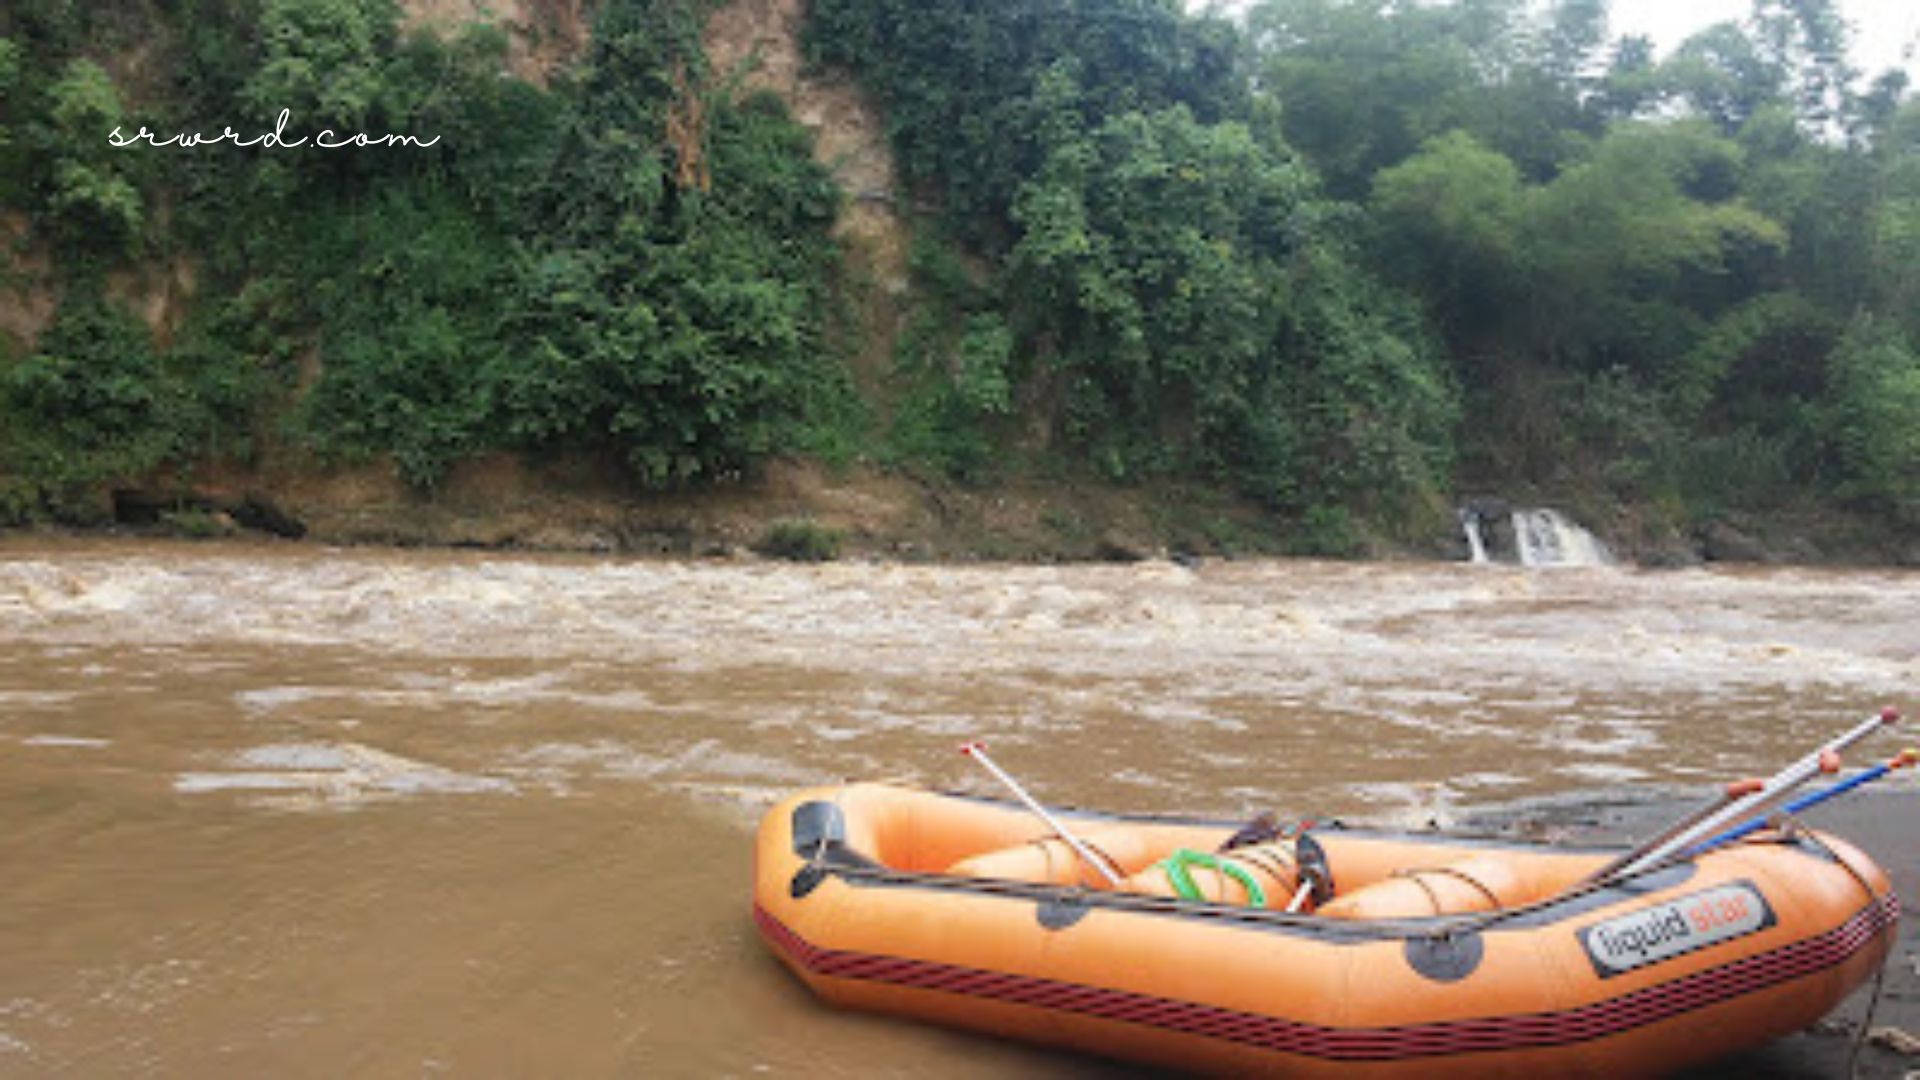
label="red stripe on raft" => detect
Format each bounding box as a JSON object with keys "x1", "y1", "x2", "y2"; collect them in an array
[{"x1": 754, "y1": 894, "x2": 1898, "y2": 1061}]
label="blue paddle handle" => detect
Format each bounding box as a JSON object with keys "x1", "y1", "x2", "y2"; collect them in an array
[{"x1": 1689, "y1": 764, "x2": 1890, "y2": 855}]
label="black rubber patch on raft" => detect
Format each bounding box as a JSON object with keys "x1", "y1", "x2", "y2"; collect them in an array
[
  {"x1": 1405, "y1": 933, "x2": 1484, "y2": 982},
  {"x1": 1037, "y1": 894, "x2": 1092, "y2": 930}
]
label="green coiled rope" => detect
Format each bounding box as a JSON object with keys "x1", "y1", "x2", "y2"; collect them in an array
[{"x1": 1158, "y1": 848, "x2": 1266, "y2": 907}]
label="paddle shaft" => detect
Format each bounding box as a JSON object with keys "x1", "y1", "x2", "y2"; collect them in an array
[
  {"x1": 960, "y1": 742, "x2": 1123, "y2": 887},
  {"x1": 1690, "y1": 749, "x2": 1918, "y2": 855},
  {"x1": 1582, "y1": 783, "x2": 1754, "y2": 884},
  {"x1": 1608, "y1": 708, "x2": 1898, "y2": 879}
]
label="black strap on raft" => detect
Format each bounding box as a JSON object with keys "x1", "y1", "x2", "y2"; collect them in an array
[
  {"x1": 1218, "y1": 813, "x2": 1317, "y2": 853},
  {"x1": 1295, "y1": 832, "x2": 1336, "y2": 906},
  {"x1": 1218, "y1": 811, "x2": 1281, "y2": 852}
]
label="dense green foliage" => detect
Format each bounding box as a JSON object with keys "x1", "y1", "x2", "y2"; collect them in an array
[
  {"x1": 1, "y1": 0, "x2": 847, "y2": 512},
  {"x1": 1246, "y1": 0, "x2": 1918, "y2": 523},
  {"x1": 1008, "y1": 101, "x2": 1454, "y2": 511},
  {"x1": 883, "y1": 233, "x2": 1016, "y2": 482},
  {"x1": 806, "y1": 0, "x2": 1250, "y2": 239},
  {"x1": 807, "y1": 4, "x2": 1458, "y2": 525},
  {"x1": 1, "y1": 0, "x2": 1916, "y2": 543}
]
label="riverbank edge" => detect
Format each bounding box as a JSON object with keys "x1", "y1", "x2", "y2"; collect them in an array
[{"x1": 7, "y1": 454, "x2": 1918, "y2": 567}]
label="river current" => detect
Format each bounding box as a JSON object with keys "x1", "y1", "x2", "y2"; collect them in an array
[{"x1": 0, "y1": 539, "x2": 1914, "y2": 1075}]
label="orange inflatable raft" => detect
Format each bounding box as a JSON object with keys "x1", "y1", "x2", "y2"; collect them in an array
[{"x1": 753, "y1": 782, "x2": 1898, "y2": 1077}]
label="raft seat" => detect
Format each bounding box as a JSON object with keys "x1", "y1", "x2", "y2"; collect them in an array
[
  {"x1": 1316, "y1": 852, "x2": 1593, "y2": 919},
  {"x1": 945, "y1": 826, "x2": 1191, "y2": 888}
]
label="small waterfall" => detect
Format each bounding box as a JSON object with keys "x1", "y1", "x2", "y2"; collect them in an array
[
  {"x1": 1459, "y1": 510, "x2": 1489, "y2": 565},
  {"x1": 1510, "y1": 509, "x2": 1610, "y2": 568},
  {"x1": 1457, "y1": 502, "x2": 1611, "y2": 566}
]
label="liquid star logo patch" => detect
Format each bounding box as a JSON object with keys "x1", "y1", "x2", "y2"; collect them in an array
[{"x1": 1578, "y1": 882, "x2": 1777, "y2": 978}]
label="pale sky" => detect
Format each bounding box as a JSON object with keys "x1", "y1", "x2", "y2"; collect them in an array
[
  {"x1": 1196, "y1": 0, "x2": 1920, "y2": 81},
  {"x1": 1609, "y1": 0, "x2": 1919, "y2": 80}
]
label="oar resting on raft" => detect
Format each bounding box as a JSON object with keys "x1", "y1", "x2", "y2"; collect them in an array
[
  {"x1": 960, "y1": 741, "x2": 1124, "y2": 887},
  {"x1": 1589, "y1": 707, "x2": 1900, "y2": 884},
  {"x1": 1686, "y1": 746, "x2": 1919, "y2": 855}
]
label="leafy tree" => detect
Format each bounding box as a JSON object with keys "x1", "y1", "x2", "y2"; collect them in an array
[
  {"x1": 36, "y1": 59, "x2": 143, "y2": 251},
  {"x1": 0, "y1": 299, "x2": 249, "y2": 509},
  {"x1": 1011, "y1": 104, "x2": 1455, "y2": 511},
  {"x1": 492, "y1": 1, "x2": 846, "y2": 487},
  {"x1": 1249, "y1": 0, "x2": 1606, "y2": 195},
  {"x1": 1659, "y1": 22, "x2": 1788, "y2": 135},
  {"x1": 1594, "y1": 34, "x2": 1663, "y2": 120},
  {"x1": 242, "y1": 0, "x2": 398, "y2": 131},
  {"x1": 805, "y1": 0, "x2": 1249, "y2": 239},
  {"x1": 1520, "y1": 122, "x2": 1785, "y2": 374},
  {"x1": 1867, "y1": 103, "x2": 1920, "y2": 331},
  {"x1": 1369, "y1": 131, "x2": 1525, "y2": 353},
  {"x1": 1825, "y1": 319, "x2": 1920, "y2": 519}
]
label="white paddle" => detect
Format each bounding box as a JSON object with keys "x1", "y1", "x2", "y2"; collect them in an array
[{"x1": 960, "y1": 741, "x2": 1123, "y2": 887}]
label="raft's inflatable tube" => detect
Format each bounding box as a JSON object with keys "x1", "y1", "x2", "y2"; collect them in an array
[{"x1": 753, "y1": 782, "x2": 1897, "y2": 1078}]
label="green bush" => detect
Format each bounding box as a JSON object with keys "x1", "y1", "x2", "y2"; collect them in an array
[
  {"x1": 886, "y1": 238, "x2": 1015, "y2": 481},
  {"x1": 35, "y1": 59, "x2": 143, "y2": 252},
  {"x1": 1825, "y1": 319, "x2": 1920, "y2": 519},
  {"x1": 160, "y1": 508, "x2": 232, "y2": 539},
  {"x1": 494, "y1": 80, "x2": 847, "y2": 487},
  {"x1": 754, "y1": 518, "x2": 842, "y2": 562},
  {"x1": 1287, "y1": 504, "x2": 1365, "y2": 558}
]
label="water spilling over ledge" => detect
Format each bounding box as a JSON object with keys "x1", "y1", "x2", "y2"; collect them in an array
[{"x1": 1459, "y1": 504, "x2": 1610, "y2": 567}]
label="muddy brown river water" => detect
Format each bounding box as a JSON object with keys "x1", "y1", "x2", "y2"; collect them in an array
[{"x1": 0, "y1": 538, "x2": 1915, "y2": 1076}]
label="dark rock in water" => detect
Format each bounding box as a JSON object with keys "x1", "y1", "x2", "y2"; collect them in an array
[
  {"x1": 232, "y1": 494, "x2": 306, "y2": 539},
  {"x1": 1094, "y1": 531, "x2": 1152, "y2": 563},
  {"x1": 111, "y1": 489, "x2": 180, "y2": 526},
  {"x1": 1623, "y1": 524, "x2": 1704, "y2": 569},
  {"x1": 1700, "y1": 521, "x2": 1768, "y2": 563},
  {"x1": 112, "y1": 488, "x2": 307, "y2": 539},
  {"x1": 1459, "y1": 496, "x2": 1513, "y2": 521}
]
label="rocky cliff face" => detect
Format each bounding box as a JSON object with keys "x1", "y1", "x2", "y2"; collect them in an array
[
  {"x1": 2, "y1": 1, "x2": 977, "y2": 555},
  {"x1": 397, "y1": 0, "x2": 906, "y2": 289},
  {"x1": 0, "y1": 213, "x2": 55, "y2": 352},
  {"x1": 701, "y1": 0, "x2": 910, "y2": 400},
  {"x1": 701, "y1": 0, "x2": 903, "y2": 284}
]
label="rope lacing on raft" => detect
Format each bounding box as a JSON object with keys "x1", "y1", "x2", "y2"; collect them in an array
[{"x1": 1389, "y1": 865, "x2": 1506, "y2": 916}]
